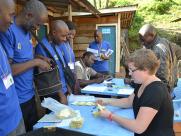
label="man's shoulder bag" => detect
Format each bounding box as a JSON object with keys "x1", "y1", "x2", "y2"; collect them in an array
[
  {"x1": 52, "y1": 46, "x2": 76, "y2": 92},
  {"x1": 31, "y1": 31, "x2": 62, "y2": 96}
]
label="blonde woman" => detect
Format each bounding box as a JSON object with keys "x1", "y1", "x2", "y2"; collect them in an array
[{"x1": 97, "y1": 49, "x2": 174, "y2": 136}]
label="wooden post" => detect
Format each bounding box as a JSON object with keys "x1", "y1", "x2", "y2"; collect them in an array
[
  {"x1": 116, "y1": 13, "x2": 121, "y2": 72},
  {"x1": 68, "y1": 4, "x2": 73, "y2": 48},
  {"x1": 68, "y1": 4, "x2": 72, "y2": 21}
]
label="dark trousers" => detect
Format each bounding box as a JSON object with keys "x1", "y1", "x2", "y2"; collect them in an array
[
  {"x1": 7, "y1": 118, "x2": 26, "y2": 136},
  {"x1": 99, "y1": 71, "x2": 110, "y2": 75},
  {"x1": 20, "y1": 96, "x2": 38, "y2": 132}
]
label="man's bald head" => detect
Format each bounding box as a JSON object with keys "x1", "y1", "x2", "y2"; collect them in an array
[
  {"x1": 19, "y1": 0, "x2": 48, "y2": 31},
  {"x1": 51, "y1": 20, "x2": 69, "y2": 32},
  {"x1": 139, "y1": 24, "x2": 157, "y2": 47},
  {"x1": 50, "y1": 20, "x2": 69, "y2": 44},
  {"x1": 0, "y1": 0, "x2": 15, "y2": 32},
  {"x1": 94, "y1": 30, "x2": 102, "y2": 43},
  {"x1": 139, "y1": 24, "x2": 157, "y2": 37},
  {"x1": 22, "y1": 0, "x2": 48, "y2": 19},
  {"x1": 0, "y1": 0, "x2": 15, "y2": 9}
]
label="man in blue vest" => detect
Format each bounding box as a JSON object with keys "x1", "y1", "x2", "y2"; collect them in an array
[
  {"x1": 89, "y1": 30, "x2": 112, "y2": 74},
  {"x1": 0, "y1": 0, "x2": 50, "y2": 132},
  {"x1": 0, "y1": 0, "x2": 25, "y2": 135},
  {"x1": 59, "y1": 21, "x2": 76, "y2": 71},
  {"x1": 36, "y1": 20, "x2": 69, "y2": 104}
]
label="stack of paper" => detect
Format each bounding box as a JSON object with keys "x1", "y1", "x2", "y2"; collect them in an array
[
  {"x1": 87, "y1": 48, "x2": 98, "y2": 56},
  {"x1": 38, "y1": 114, "x2": 62, "y2": 123},
  {"x1": 68, "y1": 94, "x2": 95, "y2": 103},
  {"x1": 38, "y1": 110, "x2": 81, "y2": 126},
  {"x1": 117, "y1": 88, "x2": 134, "y2": 95},
  {"x1": 105, "y1": 49, "x2": 114, "y2": 57},
  {"x1": 82, "y1": 86, "x2": 107, "y2": 92}
]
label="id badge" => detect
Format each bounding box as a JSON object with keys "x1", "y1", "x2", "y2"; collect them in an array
[
  {"x1": 68, "y1": 62, "x2": 74, "y2": 70},
  {"x1": 3, "y1": 74, "x2": 14, "y2": 90}
]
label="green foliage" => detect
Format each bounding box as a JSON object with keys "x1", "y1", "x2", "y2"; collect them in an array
[
  {"x1": 141, "y1": 0, "x2": 174, "y2": 15},
  {"x1": 109, "y1": 0, "x2": 132, "y2": 7},
  {"x1": 109, "y1": 0, "x2": 181, "y2": 50}
]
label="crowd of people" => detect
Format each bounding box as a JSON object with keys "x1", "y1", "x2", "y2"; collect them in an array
[{"x1": 0, "y1": 0, "x2": 180, "y2": 136}]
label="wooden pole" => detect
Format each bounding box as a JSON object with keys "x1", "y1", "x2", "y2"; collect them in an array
[
  {"x1": 116, "y1": 13, "x2": 121, "y2": 72},
  {"x1": 68, "y1": 3, "x2": 73, "y2": 48},
  {"x1": 68, "y1": 4, "x2": 72, "y2": 21}
]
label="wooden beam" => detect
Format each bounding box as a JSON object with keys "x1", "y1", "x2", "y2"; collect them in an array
[
  {"x1": 73, "y1": 44, "x2": 89, "y2": 51},
  {"x1": 43, "y1": 1, "x2": 68, "y2": 7},
  {"x1": 48, "y1": 10, "x2": 62, "y2": 17},
  {"x1": 68, "y1": 4, "x2": 72, "y2": 21},
  {"x1": 116, "y1": 13, "x2": 121, "y2": 72},
  {"x1": 72, "y1": 0, "x2": 99, "y2": 18},
  {"x1": 74, "y1": 36, "x2": 93, "y2": 44},
  {"x1": 48, "y1": 6, "x2": 64, "y2": 14},
  {"x1": 68, "y1": 3, "x2": 74, "y2": 48}
]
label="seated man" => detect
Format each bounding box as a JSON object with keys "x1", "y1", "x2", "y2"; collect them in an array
[{"x1": 75, "y1": 52, "x2": 105, "y2": 88}]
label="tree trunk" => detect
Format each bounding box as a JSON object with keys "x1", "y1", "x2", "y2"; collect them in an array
[
  {"x1": 106, "y1": 0, "x2": 109, "y2": 8},
  {"x1": 99, "y1": 0, "x2": 101, "y2": 9},
  {"x1": 93, "y1": 0, "x2": 97, "y2": 9}
]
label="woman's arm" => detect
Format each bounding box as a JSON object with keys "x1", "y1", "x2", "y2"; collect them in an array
[
  {"x1": 97, "y1": 93, "x2": 135, "y2": 109},
  {"x1": 100, "y1": 107, "x2": 158, "y2": 134}
]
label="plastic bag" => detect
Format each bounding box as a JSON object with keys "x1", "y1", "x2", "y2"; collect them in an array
[{"x1": 41, "y1": 97, "x2": 77, "y2": 119}]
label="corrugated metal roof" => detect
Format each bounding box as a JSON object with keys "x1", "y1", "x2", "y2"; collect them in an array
[
  {"x1": 99, "y1": 5, "x2": 137, "y2": 14},
  {"x1": 60, "y1": 5, "x2": 138, "y2": 29},
  {"x1": 16, "y1": 0, "x2": 100, "y2": 17}
]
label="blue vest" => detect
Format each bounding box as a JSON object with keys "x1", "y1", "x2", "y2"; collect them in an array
[
  {"x1": 59, "y1": 42, "x2": 75, "y2": 64},
  {"x1": 89, "y1": 40, "x2": 111, "y2": 72},
  {"x1": 0, "y1": 20, "x2": 34, "y2": 104},
  {"x1": 0, "y1": 43, "x2": 22, "y2": 136},
  {"x1": 35, "y1": 37, "x2": 67, "y2": 94}
]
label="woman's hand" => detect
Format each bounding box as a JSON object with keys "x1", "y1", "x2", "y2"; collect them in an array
[
  {"x1": 99, "y1": 109, "x2": 112, "y2": 118},
  {"x1": 96, "y1": 99, "x2": 108, "y2": 106}
]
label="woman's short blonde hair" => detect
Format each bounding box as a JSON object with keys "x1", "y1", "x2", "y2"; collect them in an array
[{"x1": 126, "y1": 48, "x2": 160, "y2": 75}]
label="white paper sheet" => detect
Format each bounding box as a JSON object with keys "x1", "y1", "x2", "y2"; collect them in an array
[
  {"x1": 68, "y1": 94, "x2": 95, "y2": 103},
  {"x1": 54, "y1": 111, "x2": 81, "y2": 127},
  {"x1": 105, "y1": 49, "x2": 114, "y2": 57},
  {"x1": 41, "y1": 97, "x2": 75, "y2": 114},
  {"x1": 117, "y1": 88, "x2": 134, "y2": 95},
  {"x1": 38, "y1": 110, "x2": 81, "y2": 124},
  {"x1": 57, "y1": 119, "x2": 73, "y2": 127},
  {"x1": 82, "y1": 86, "x2": 107, "y2": 92},
  {"x1": 87, "y1": 48, "x2": 98, "y2": 56},
  {"x1": 103, "y1": 80, "x2": 113, "y2": 84},
  {"x1": 38, "y1": 114, "x2": 62, "y2": 123}
]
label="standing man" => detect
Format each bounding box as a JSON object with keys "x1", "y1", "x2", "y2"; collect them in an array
[
  {"x1": 59, "y1": 21, "x2": 76, "y2": 71},
  {"x1": 0, "y1": 0, "x2": 50, "y2": 131},
  {"x1": 139, "y1": 24, "x2": 181, "y2": 93},
  {"x1": 35, "y1": 20, "x2": 69, "y2": 104},
  {"x1": 0, "y1": 0, "x2": 25, "y2": 135},
  {"x1": 89, "y1": 30, "x2": 112, "y2": 74}
]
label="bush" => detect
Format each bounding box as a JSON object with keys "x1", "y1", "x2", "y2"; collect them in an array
[{"x1": 108, "y1": 0, "x2": 180, "y2": 50}]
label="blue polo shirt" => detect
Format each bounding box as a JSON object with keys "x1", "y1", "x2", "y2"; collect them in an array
[
  {"x1": 59, "y1": 42, "x2": 75, "y2": 64},
  {"x1": 0, "y1": 42, "x2": 22, "y2": 136},
  {"x1": 0, "y1": 21, "x2": 35, "y2": 104},
  {"x1": 35, "y1": 37, "x2": 67, "y2": 94},
  {"x1": 89, "y1": 40, "x2": 111, "y2": 72}
]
